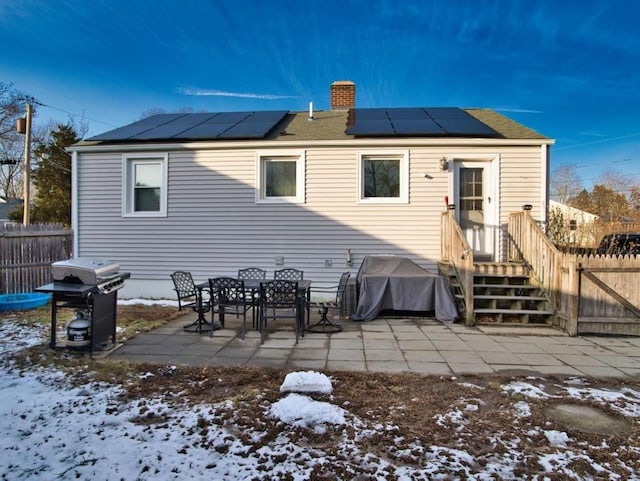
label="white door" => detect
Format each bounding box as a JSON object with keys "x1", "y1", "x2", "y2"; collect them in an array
[{"x1": 454, "y1": 161, "x2": 495, "y2": 260}]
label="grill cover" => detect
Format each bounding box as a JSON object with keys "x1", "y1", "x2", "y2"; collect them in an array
[{"x1": 350, "y1": 256, "x2": 458, "y2": 322}]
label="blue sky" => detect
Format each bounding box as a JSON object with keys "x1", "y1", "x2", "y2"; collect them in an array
[{"x1": 1, "y1": 0, "x2": 639, "y2": 191}]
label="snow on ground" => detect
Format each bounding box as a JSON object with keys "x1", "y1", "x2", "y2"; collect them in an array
[{"x1": 1, "y1": 305, "x2": 639, "y2": 480}]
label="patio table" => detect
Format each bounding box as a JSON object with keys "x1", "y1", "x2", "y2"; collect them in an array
[
  {"x1": 204, "y1": 278, "x2": 312, "y2": 331},
  {"x1": 193, "y1": 282, "x2": 222, "y2": 332}
]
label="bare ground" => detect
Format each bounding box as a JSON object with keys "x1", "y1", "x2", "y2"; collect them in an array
[{"x1": 5, "y1": 304, "x2": 640, "y2": 479}]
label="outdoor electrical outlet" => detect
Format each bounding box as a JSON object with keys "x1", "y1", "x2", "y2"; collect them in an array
[
  {"x1": 275, "y1": 256, "x2": 284, "y2": 266},
  {"x1": 325, "y1": 259, "x2": 333, "y2": 267}
]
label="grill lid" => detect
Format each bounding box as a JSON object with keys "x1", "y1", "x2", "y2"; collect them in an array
[{"x1": 52, "y1": 258, "x2": 120, "y2": 285}]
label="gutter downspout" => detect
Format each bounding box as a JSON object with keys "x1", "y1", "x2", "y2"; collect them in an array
[{"x1": 71, "y1": 150, "x2": 78, "y2": 257}]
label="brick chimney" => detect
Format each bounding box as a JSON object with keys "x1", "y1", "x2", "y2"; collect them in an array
[{"x1": 330, "y1": 80, "x2": 356, "y2": 110}]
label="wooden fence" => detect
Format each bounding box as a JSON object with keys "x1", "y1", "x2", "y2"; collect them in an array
[
  {"x1": 509, "y1": 211, "x2": 640, "y2": 336},
  {"x1": 0, "y1": 223, "x2": 72, "y2": 294}
]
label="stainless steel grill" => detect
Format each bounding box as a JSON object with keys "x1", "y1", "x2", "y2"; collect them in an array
[
  {"x1": 51, "y1": 258, "x2": 128, "y2": 294},
  {"x1": 36, "y1": 258, "x2": 130, "y2": 352}
]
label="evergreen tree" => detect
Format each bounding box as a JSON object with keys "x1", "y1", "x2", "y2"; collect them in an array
[{"x1": 28, "y1": 124, "x2": 78, "y2": 225}]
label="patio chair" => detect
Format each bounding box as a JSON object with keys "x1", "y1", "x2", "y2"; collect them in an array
[
  {"x1": 274, "y1": 268, "x2": 304, "y2": 281},
  {"x1": 258, "y1": 279, "x2": 304, "y2": 344},
  {"x1": 238, "y1": 267, "x2": 267, "y2": 328},
  {"x1": 209, "y1": 277, "x2": 250, "y2": 338},
  {"x1": 238, "y1": 267, "x2": 267, "y2": 280},
  {"x1": 170, "y1": 271, "x2": 212, "y2": 333},
  {"x1": 306, "y1": 272, "x2": 350, "y2": 333}
]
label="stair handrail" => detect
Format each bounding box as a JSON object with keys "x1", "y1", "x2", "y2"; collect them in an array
[
  {"x1": 441, "y1": 209, "x2": 475, "y2": 324},
  {"x1": 508, "y1": 208, "x2": 562, "y2": 308}
]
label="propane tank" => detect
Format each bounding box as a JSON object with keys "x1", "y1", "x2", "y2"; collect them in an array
[{"x1": 67, "y1": 310, "x2": 91, "y2": 348}]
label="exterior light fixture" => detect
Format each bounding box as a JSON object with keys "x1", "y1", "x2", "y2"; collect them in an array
[
  {"x1": 439, "y1": 157, "x2": 449, "y2": 171},
  {"x1": 522, "y1": 204, "x2": 533, "y2": 211}
]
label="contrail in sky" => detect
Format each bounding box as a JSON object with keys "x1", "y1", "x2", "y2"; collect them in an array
[{"x1": 178, "y1": 87, "x2": 301, "y2": 100}]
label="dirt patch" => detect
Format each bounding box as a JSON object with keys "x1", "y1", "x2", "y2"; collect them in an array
[{"x1": 4, "y1": 304, "x2": 640, "y2": 478}]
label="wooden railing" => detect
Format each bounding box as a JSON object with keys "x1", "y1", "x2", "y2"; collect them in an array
[
  {"x1": 508, "y1": 210, "x2": 563, "y2": 308},
  {"x1": 441, "y1": 210, "x2": 475, "y2": 324}
]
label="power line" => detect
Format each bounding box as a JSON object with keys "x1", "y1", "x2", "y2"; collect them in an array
[
  {"x1": 38, "y1": 103, "x2": 119, "y2": 128},
  {"x1": 16, "y1": 94, "x2": 119, "y2": 128},
  {"x1": 554, "y1": 131, "x2": 640, "y2": 151}
]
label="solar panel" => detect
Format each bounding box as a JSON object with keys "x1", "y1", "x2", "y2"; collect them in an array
[
  {"x1": 387, "y1": 108, "x2": 430, "y2": 120},
  {"x1": 88, "y1": 111, "x2": 289, "y2": 142},
  {"x1": 349, "y1": 108, "x2": 389, "y2": 120},
  {"x1": 424, "y1": 107, "x2": 470, "y2": 119},
  {"x1": 346, "y1": 107, "x2": 500, "y2": 137},
  {"x1": 393, "y1": 118, "x2": 443, "y2": 135},
  {"x1": 221, "y1": 121, "x2": 283, "y2": 139},
  {"x1": 437, "y1": 117, "x2": 500, "y2": 136},
  {"x1": 132, "y1": 114, "x2": 220, "y2": 140},
  {"x1": 346, "y1": 119, "x2": 395, "y2": 136},
  {"x1": 88, "y1": 114, "x2": 185, "y2": 141}
]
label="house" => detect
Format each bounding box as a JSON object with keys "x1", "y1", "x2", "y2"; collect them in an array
[
  {"x1": 548, "y1": 199, "x2": 599, "y2": 246},
  {"x1": 0, "y1": 197, "x2": 22, "y2": 226},
  {"x1": 67, "y1": 81, "x2": 553, "y2": 300}
]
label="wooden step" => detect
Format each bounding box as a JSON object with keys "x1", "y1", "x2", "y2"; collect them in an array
[
  {"x1": 475, "y1": 308, "x2": 555, "y2": 315},
  {"x1": 474, "y1": 262, "x2": 528, "y2": 276},
  {"x1": 473, "y1": 294, "x2": 547, "y2": 301},
  {"x1": 473, "y1": 283, "x2": 539, "y2": 289}
]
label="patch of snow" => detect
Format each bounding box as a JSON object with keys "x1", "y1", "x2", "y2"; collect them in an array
[
  {"x1": 502, "y1": 381, "x2": 553, "y2": 399},
  {"x1": 280, "y1": 370, "x2": 333, "y2": 394},
  {"x1": 544, "y1": 429, "x2": 570, "y2": 447},
  {"x1": 269, "y1": 393, "x2": 346, "y2": 429},
  {"x1": 514, "y1": 401, "x2": 531, "y2": 417},
  {"x1": 118, "y1": 298, "x2": 179, "y2": 307},
  {"x1": 564, "y1": 386, "x2": 640, "y2": 417}
]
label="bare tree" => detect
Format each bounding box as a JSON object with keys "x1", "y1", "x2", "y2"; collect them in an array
[
  {"x1": 0, "y1": 82, "x2": 29, "y2": 199},
  {"x1": 550, "y1": 164, "x2": 582, "y2": 203},
  {"x1": 601, "y1": 169, "x2": 637, "y2": 197}
]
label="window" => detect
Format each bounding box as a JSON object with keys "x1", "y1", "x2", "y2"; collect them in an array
[
  {"x1": 123, "y1": 154, "x2": 168, "y2": 217},
  {"x1": 256, "y1": 152, "x2": 305, "y2": 204},
  {"x1": 358, "y1": 151, "x2": 408, "y2": 203}
]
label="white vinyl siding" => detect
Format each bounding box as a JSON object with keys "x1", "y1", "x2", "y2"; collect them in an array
[{"x1": 74, "y1": 142, "x2": 546, "y2": 299}]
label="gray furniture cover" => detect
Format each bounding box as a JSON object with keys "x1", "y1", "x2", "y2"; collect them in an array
[{"x1": 351, "y1": 256, "x2": 458, "y2": 322}]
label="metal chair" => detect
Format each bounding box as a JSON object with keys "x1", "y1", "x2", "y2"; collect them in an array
[
  {"x1": 238, "y1": 267, "x2": 267, "y2": 280},
  {"x1": 170, "y1": 271, "x2": 212, "y2": 333},
  {"x1": 306, "y1": 272, "x2": 351, "y2": 333},
  {"x1": 238, "y1": 268, "x2": 267, "y2": 328},
  {"x1": 274, "y1": 268, "x2": 304, "y2": 281},
  {"x1": 209, "y1": 277, "x2": 250, "y2": 338},
  {"x1": 258, "y1": 279, "x2": 304, "y2": 344}
]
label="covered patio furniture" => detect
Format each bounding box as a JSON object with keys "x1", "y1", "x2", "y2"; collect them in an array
[
  {"x1": 350, "y1": 256, "x2": 458, "y2": 322},
  {"x1": 258, "y1": 279, "x2": 304, "y2": 344},
  {"x1": 306, "y1": 272, "x2": 351, "y2": 333},
  {"x1": 170, "y1": 271, "x2": 212, "y2": 333},
  {"x1": 209, "y1": 277, "x2": 250, "y2": 338}
]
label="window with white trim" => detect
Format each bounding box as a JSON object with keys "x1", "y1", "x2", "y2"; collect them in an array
[
  {"x1": 358, "y1": 151, "x2": 409, "y2": 203},
  {"x1": 256, "y1": 152, "x2": 305, "y2": 204},
  {"x1": 123, "y1": 154, "x2": 168, "y2": 217}
]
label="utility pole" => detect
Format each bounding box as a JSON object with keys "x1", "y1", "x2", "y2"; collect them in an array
[{"x1": 21, "y1": 101, "x2": 33, "y2": 225}]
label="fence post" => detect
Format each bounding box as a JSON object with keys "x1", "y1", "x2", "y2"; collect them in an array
[{"x1": 566, "y1": 258, "x2": 579, "y2": 336}]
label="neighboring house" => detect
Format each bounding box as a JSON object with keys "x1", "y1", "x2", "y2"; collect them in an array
[
  {"x1": 67, "y1": 81, "x2": 553, "y2": 299},
  {"x1": 548, "y1": 199, "x2": 599, "y2": 246},
  {"x1": 0, "y1": 197, "x2": 22, "y2": 226}
]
